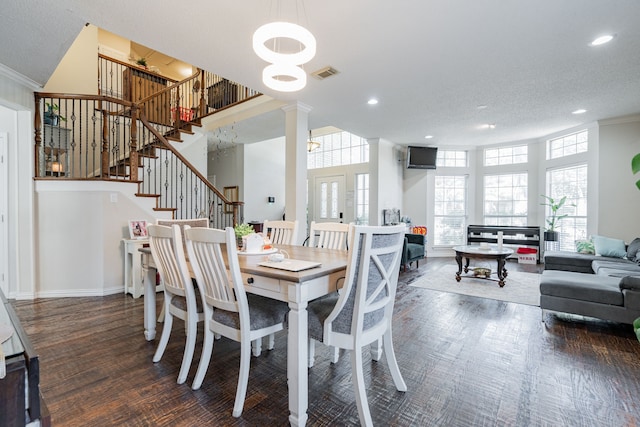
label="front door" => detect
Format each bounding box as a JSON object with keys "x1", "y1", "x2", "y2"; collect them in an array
[{"x1": 313, "y1": 175, "x2": 345, "y2": 224}]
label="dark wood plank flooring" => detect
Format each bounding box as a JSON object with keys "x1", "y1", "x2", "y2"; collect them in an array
[{"x1": 11, "y1": 258, "x2": 640, "y2": 426}]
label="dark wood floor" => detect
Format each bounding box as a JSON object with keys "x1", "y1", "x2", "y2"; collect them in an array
[{"x1": 11, "y1": 257, "x2": 640, "y2": 426}]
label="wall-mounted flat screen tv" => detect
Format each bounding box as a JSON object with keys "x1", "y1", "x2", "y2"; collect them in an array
[{"x1": 406, "y1": 146, "x2": 438, "y2": 169}]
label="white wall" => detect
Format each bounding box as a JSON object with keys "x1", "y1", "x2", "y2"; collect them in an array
[
  {"x1": 35, "y1": 181, "x2": 161, "y2": 296},
  {"x1": 43, "y1": 25, "x2": 97, "y2": 95},
  {"x1": 243, "y1": 137, "x2": 286, "y2": 223},
  {"x1": 369, "y1": 138, "x2": 403, "y2": 226},
  {"x1": 597, "y1": 115, "x2": 640, "y2": 239}
]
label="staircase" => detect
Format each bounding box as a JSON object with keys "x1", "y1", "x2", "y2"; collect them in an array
[{"x1": 34, "y1": 57, "x2": 260, "y2": 228}]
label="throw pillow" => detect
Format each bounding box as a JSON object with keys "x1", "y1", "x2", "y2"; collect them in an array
[
  {"x1": 593, "y1": 235, "x2": 627, "y2": 258},
  {"x1": 626, "y1": 237, "x2": 640, "y2": 260},
  {"x1": 575, "y1": 238, "x2": 595, "y2": 254}
]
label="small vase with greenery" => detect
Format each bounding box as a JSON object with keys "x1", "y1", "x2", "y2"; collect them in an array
[
  {"x1": 540, "y1": 195, "x2": 573, "y2": 241},
  {"x1": 234, "y1": 223, "x2": 255, "y2": 249}
]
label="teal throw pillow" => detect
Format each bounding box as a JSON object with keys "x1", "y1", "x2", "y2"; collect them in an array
[
  {"x1": 593, "y1": 235, "x2": 627, "y2": 258},
  {"x1": 575, "y1": 239, "x2": 595, "y2": 254}
]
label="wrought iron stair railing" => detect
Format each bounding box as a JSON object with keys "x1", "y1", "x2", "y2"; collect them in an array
[{"x1": 34, "y1": 92, "x2": 243, "y2": 227}]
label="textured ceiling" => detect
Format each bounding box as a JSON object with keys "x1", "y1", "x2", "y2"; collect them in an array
[{"x1": 2, "y1": 0, "x2": 640, "y2": 147}]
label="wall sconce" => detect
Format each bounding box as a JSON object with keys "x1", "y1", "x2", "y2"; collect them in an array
[{"x1": 267, "y1": 196, "x2": 275, "y2": 204}]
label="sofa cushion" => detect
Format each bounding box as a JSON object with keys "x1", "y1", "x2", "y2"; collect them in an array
[
  {"x1": 540, "y1": 270, "x2": 623, "y2": 306},
  {"x1": 591, "y1": 259, "x2": 638, "y2": 275},
  {"x1": 544, "y1": 251, "x2": 600, "y2": 273},
  {"x1": 593, "y1": 235, "x2": 627, "y2": 258}
]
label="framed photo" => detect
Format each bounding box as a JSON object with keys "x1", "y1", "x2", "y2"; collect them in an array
[
  {"x1": 129, "y1": 220, "x2": 148, "y2": 239},
  {"x1": 383, "y1": 208, "x2": 401, "y2": 226},
  {"x1": 224, "y1": 186, "x2": 238, "y2": 214}
]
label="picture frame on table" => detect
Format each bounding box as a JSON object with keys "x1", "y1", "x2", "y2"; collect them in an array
[{"x1": 129, "y1": 220, "x2": 148, "y2": 239}]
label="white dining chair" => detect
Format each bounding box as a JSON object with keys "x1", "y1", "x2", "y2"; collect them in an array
[
  {"x1": 147, "y1": 224, "x2": 203, "y2": 385},
  {"x1": 185, "y1": 226, "x2": 290, "y2": 418},
  {"x1": 263, "y1": 220, "x2": 299, "y2": 245},
  {"x1": 308, "y1": 221, "x2": 353, "y2": 250},
  {"x1": 306, "y1": 224, "x2": 407, "y2": 427},
  {"x1": 307, "y1": 221, "x2": 353, "y2": 366},
  {"x1": 155, "y1": 218, "x2": 209, "y2": 322}
]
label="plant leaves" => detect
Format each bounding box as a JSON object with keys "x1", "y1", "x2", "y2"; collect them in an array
[{"x1": 632, "y1": 153, "x2": 640, "y2": 175}]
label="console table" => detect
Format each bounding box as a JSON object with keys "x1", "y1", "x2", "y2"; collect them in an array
[{"x1": 467, "y1": 225, "x2": 541, "y2": 262}]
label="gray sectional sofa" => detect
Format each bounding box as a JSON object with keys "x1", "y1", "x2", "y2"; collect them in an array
[{"x1": 541, "y1": 247, "x2": 640, "y2": 324}]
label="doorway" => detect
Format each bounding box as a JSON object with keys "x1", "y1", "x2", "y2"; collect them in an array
[
  {"x1": 313, "y1": 175, "x2": 345, "y2": 224},
  {"x1": 0, "y1": 132, "x2": 7, "y2": 295}
]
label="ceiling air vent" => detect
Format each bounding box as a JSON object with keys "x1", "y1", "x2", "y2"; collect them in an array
[{"x1": 311, "y1": 66, "x2": 339, "y2": 80}]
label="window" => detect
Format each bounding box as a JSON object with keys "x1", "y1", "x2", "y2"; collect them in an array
[
  {"x1": 483, "y1": 173, "x2": 528, "y2": 226},
  {"x1": 546, "y1": 164, "x2": 588, "y2": 251},
  {"x1": 436, "y1": 150, "x2": 467, "y2": 167},
  {"x1": 484, "y1": 145, "x2": 528, "y2": 166},
  {"x1": 433, "y1": 175, "x2": 467, "y2": 245},
  {"x1": 355, "y1": 173, "x2": 369, "y2": 225},
  {"x1": 307, "y1": 131, "x2": 369, "y2": 169},
  {"x1": 547, "y1": 130, "x2": 588, "y2": 160}
]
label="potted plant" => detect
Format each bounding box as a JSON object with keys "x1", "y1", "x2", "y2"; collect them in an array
[
  {"x1": 43, "y1": 102, "x2": 66, "y2": 126},
  {"x1": 540, "y1": 195, "x2": 573, "y2": 241},
  {"x1": 233, "y1": 223, "x2": 255, "y2": 249},
  {"x1": 136, "y1": 57, "x2": 148, "y2": 69}
]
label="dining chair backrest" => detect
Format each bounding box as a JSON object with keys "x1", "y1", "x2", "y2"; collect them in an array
[
  {"x1": 324, "y1": 224, "x2": 405, "y2": 346},
  {"x1": 184, "y1": 226, "x2": 247, "y2": 324},
  {"x1": 308, "y1": 221, "x2": 353, "y2": 250},
  {"x1": 147, "y1": 224, "x2": 194, "y2": 298},
  {"x1": 263, "y1": 220, "x2": 299, "y2": 245}
]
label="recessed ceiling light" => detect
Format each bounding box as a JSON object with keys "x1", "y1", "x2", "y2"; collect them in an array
[
  {"x1": 367, "y1": 98, "x2": 378, "y2": 105},
  {"x1": 590, "y1": 35, "x2": 614, "y2": 46},
  {"x1": 477, "y1": 105, "x2": 488, "y2": 110},
  {"x1": 572, "y1": 109, "x2": 587, "y2": 114},
  {"x1": 424, "y1": 135, "x2": 434, "y2": 139},
  {"x1": 481, "y1": 123, "x2": 496, "y2": 129}
]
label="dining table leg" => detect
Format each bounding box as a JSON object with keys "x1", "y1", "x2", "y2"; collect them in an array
[
  {"x1": 287, "y1": 297, "x2": 309, "y2": 426},
  {"x1": 142, "y1": 258, "x2": 157, "y2": 341}
]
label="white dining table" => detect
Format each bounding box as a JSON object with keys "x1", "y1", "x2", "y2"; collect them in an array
[{"x1": 140, "y1": 244, "x2": 348, "y2": 427}]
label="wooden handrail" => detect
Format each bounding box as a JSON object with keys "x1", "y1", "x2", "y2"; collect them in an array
[
  {"x1": 138, "y1": 111, "x2": 243, "y2": 221},
  {"x1": 98, "y1": 53, "x2": 178, "y2": 83}
]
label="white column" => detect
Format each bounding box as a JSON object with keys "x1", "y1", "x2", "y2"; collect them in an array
[{"x1": 282, "y1": 102, "x2": 312, "y2": 245}]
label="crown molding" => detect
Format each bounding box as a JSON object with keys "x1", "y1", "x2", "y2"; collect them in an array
[
  {"x1": 0, "y1": 63, "x2": 42, "y2": 90},
  {"x1": 598, "y1": 113, "x2": 640, "y2": 126}
]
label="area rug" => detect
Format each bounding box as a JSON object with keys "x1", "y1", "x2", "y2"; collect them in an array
[{"x1": 408, "y1": 264, "x2": 541, "y2": 306}]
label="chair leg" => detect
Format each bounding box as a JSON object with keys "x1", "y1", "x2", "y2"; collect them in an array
[
  {"x1": 192, "y1": 328, "x2": 214, "y2": 390},
  {"x1": 252, "y1": 338, "x2": 262, "y2": 357},
  {"x1": 177, "y1": 316, "x2": 197, "y2": 385},
  {"x1": 370, "y1": 339, "x2": 382, "y2": 362},
  {"x1": 267, "y1": 333, "x2": 275, "y2": 350},
  {"x1": 152, "y1": 301, "x2": 173, "y2": 363},
  {"x1": 383, "y1": 329, "x2": 407, "y2": 392},
  {"x1": 331, "y1": 346, "x2": 340, "y2": 364},
  {"x1": 233, "y1": 338, "x2": 252, "y2": 417},
  {"x1": 350, "y1": 348, "x2": 374, "y2": 427},
  {"x1": 308, "y1": 338, "x2": 315, "y2": 368}
]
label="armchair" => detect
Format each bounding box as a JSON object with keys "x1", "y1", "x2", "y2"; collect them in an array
[{"x1": 402, "y1": 233, "x2": 426, "y2": 271}]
